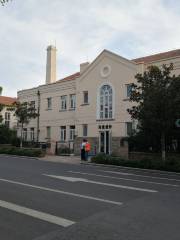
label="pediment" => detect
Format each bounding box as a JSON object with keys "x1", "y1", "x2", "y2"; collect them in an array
[{"x1": 79, "y1": 49, "x2": 137, "y2": 81}]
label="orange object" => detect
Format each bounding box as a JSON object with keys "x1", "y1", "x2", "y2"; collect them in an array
[{"x1": 85, "y1": 142, "x2": 91, "y2": 152}]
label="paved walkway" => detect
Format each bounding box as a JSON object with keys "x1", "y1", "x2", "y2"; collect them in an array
[{"x1": 39, "y1": 155, "x2": 81, "y2": 164}]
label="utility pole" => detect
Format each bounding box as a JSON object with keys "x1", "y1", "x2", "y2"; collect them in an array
[{"x1": 37, "y1": 90, "x2": 40, "y2": 143}]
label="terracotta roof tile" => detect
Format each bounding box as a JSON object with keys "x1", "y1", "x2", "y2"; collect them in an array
[
  {"x1": 0, "y1": 96, "x2": 17, "y2": 105},
  {"x1": 57, "y1": 72, "x2": 80, "y2": 83},
  {"x1": 132, "y1": 49, "x2": 180, "y2": 64}
]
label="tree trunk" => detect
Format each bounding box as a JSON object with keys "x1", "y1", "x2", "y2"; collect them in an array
[
  {"x1": 161, "y1": 132, "x2": 166, "y2": 161},
  {"x1": 20, "y1": 123, "x2": 23, "y2": 148}
]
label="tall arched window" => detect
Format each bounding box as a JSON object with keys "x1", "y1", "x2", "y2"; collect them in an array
[{"x1": 99, "y1": 84, "x2": 113, "y2": 119}]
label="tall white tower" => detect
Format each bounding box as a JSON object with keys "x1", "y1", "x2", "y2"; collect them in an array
[{"x1": 46, "y1": 45, "x2": 57, "y2": 84}]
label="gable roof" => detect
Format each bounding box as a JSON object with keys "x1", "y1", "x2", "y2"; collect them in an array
[
  {"x1": 49, "y1": 49, "x2": 180, "y2": 85},
  {"x1": 57, "y1": 72, "x2": 80, "y2": 83},
  {"x1": 0, "y1": 96, "x2": 17, "y2": 105},
  {"x1": 133, "y1": 49, "x2": 180, "y2": 64}
]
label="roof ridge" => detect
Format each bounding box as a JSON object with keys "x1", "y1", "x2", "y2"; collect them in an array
[
  {"x1": 0, "y1": 96, "x2": 17, "y2": 105},
  {"x1": 57, "y1": 72, "x2": 80, "y2": 82},
  {"x1": 133, "y1": 49, "x2": 180, "y2": 63}
]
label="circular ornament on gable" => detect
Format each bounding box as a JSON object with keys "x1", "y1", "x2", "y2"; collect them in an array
[{"x1": 100, "y1": 65, "x2": 111, "y2": 78}]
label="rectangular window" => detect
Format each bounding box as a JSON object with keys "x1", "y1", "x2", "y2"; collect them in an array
[
  {"x1": 61, "y1": 95, "x2": 67, "y2": 110},
  {"x1": 46, "y1": 126, "x2": 51, "y2": 139},
  {"x1": 60, "y1": 126, "x2": 66, "y2": 141},
  {"x1": 69, "y1": 125, "x2": 75, "y2": 140},
  {"x1": 126, "y1": 84, "x2": 133, "y2": 98},
  {"x1": 83, "y1": 91, "x2": 88, "y2": 104},
  {"x1": 70, "y1": 94, "x2": 76, "y2": 109},
  {"x1": 23, "y1": 128, "x2": 27, "y2": 141},
  {"x1": 82, "y1": 124, "x2": 88, "y2": 137},
  {"x1": 47, "y1": 98, "x2": 52, "y2": 110},
  {"x1": 126, "y1": 122, "x2": 133, "y2": 136},
  {"x1": 30, "y1": 127, "x2": 35, "y2": 141},
  {"x1": 30, "y1": 101, "x2": 35, "y2": 109},
  {"x1": 5, "y1": 112, "x2": 10, "y2": 128}
]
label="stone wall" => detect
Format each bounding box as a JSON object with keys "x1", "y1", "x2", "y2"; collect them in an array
[
  {"x1": 74, "y1": 136, "x2": 129, "y2": 159},
  {"x1": 111, "y1": 137, "x2": 129, "y2": 159}
]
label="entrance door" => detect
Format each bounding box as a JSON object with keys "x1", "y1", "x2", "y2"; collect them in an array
[{"x1": 99, "y1": 131, "x2": 110, "y2": 154}]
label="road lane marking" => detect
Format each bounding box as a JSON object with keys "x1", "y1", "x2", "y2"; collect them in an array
[
  {"x1": 44, "y1": 174, "x2": 158, "y2": 193},
  {"x1": 0, "y1": 200, "x2": 74, "y2": 227},
  {"x1": 0, "y1": 178, "x2": 122, "y2": 206},
  {"x1": 68, "y1": 171, "x2": 179, "y2": 187},
  {"x1": 103, "y1": 170, "x2": 180, "y2": 182}
]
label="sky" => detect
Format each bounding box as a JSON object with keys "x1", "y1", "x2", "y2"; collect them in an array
[{"x1": 1, "y1": 0, "x2": 180, "y2": 97}]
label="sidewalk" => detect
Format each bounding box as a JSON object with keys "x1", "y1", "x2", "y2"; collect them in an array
[{"x1": 39, "y1": 155, "x2": 81, "y2": 165}]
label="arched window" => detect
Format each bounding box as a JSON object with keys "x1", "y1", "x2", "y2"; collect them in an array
[{"x1": 99, "y1": 85, "x2": 113, "y2": 119}]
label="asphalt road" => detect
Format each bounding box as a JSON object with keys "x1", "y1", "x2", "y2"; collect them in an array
[{"x1": 0, "y1": 155, "x2": 180, "y2": 240}]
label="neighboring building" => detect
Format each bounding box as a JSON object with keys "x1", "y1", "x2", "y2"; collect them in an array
[
  {"x1": 0, "y1": 96, "x2": 17, "y2": 129},
  {"x1": 18, "y1": 46, "x2": 180, "y2": 158}
]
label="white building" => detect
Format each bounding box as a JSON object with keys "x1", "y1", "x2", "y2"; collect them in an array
[
  {"x1": 18, "y1": 47, "x2": 180, "y2": 158},
  {"x1": 0, "y1": 96, "x2": 17, "y2": 129}
]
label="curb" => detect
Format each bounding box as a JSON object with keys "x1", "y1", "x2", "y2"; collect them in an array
[
  {"x1": 0, "y1": 154, "x2": 38, "y2": 160},
  {"x1": 81, "y1": 161, "x2": 180, "y2": 175}
]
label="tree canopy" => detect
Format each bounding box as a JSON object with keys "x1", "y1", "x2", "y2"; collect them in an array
[
  {"x1": 0, "y1": 0, "x2": 11, "y2": 5},
  {"x1": 128, "y1": 64, "x2": 180, "y2": 160},
  {"x1": 14, "y1": 102, "x2": 38, "y2": 147},
  {"x1": 0, "y1": 87, "x2": 3, "y2": 123}
]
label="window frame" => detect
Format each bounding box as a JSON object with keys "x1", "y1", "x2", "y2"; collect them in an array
[
  {"x1": 30, "y1": 101, "x2": 35, "y2": 109},
  {"x1": 82, "y1": 124, "x2": 88, "y2": 137},
  {"x1": 69, "y1": 125, "x2": 75, "y2": 141},
  {"x1": 5, "y1": 112, "x2": 10, "y2": 128},
  {"x1": 47, "y1": 97, "x2": 52, "y2": 110},
  {"x1": 69, "y1": 94, "x2": 76, "y2": 109},
  {"x1": 46, "y1": 126, "x2": 51, "y2": 139},
  {"x1": 83, "y1": 91, "x2": 88, "y2": 104},
  {"x1": 126, "y1": 84, "x2": 133, "y2": 98},
  {"x1": 23, "y1": 128, "x2": 27, "y2": 141},
  {"x1": 99, "y1": 84, "x2": 113, "y2": 120},
  {"x1": 126, "y1": 122, "x2": 133, "y2": 136},
  {"x1": 60, "y1": 126, "x2": 66, "y2": 141},
  {"x1": 60, "y1": 95, "x2": 67, "y2": 111},
  {"x1": 30, "y1": 127, "x2": 35, "y2": 141}
]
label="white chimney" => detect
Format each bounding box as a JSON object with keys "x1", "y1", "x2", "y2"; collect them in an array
[
  {"x1": 46, "y1": 45, "x2": 57, "y2": 84},
  {"x1": 80, "y1": 62, "x2": 89, "y2": 74}
]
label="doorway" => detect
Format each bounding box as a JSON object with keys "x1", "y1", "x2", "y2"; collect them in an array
[{"x1": 99, "y1": 130, "x2": 111, "y2": 154}]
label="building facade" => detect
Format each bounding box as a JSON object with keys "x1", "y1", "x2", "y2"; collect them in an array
[
  {"x1": 0, "y1": 96, "x2": 17, "y2": 129},
  {"x1": 18, "y1": 47, "x2": 180, "y2": 158}
]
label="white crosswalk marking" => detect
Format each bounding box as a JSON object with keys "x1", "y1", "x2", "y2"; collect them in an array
[
  {"x1": 0, "y1": 200, "x2": 75, "y2": 227},
  {"x1": 44, "y1": 174, "x2": 158, "y2": 193},
  {"x1": 68, "y1": 171, "x2": 179, "y2": 187},
  {"x1": 103, "y1": 170, "x2": 180, "y2": 182},
  {"x1": 0, "y1": 178, "x2": 123, "y2": 206}
]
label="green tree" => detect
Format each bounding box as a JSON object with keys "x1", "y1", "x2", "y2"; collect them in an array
[
  {"x1": 0, "y1": 124, "x2": 17, "y2": 144},
  {"x1": 128, "y1": 64, "x2": 180, "y2": 161},
  {"x1": 0, "y1": 104, "x2": 3, "y2": 123},
  {"x1": 0, "y1": 0, "x2": 11, "y2": 5},
  {"x1": 0, "y1": 87, "x2": 3, "y2": 123},
  {"x1": 14, "y1": 102, "x2": 38, "y2": 148}
]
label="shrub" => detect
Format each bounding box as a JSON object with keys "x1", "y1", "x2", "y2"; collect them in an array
[
  {"x1": 56, "y1": 147, "x2": 73, "y2": 155},
  {"x1": 0, "y1": 147, "x2": 45, "y2": 157},
  {"x1": 91, "y1": 153, "x2": 180, "y2": 172}
]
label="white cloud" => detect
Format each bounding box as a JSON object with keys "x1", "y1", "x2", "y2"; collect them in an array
[{"x1": 0, "y1": 0, "x2": 180, "y2": 96}]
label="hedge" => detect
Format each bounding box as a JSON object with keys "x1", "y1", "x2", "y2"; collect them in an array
[
  {"x1": 0, "y1": 147, "x2": 45, "y2": 157},
  {"x1": 91, "y1": 153, "x2": 180, "y2": 172}
]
